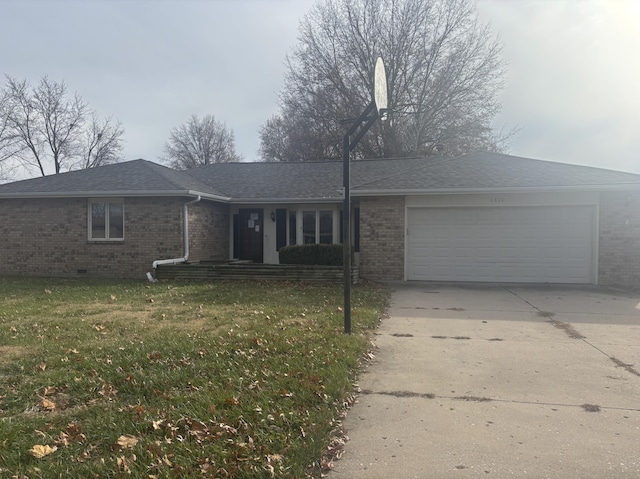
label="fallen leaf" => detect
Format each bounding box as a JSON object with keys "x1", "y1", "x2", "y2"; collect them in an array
[
  {"x1": 44, "y1": 289, "x2": 52, "y2": 295},
  {"x1": 117, "y1": 434, "x2": 139, "y2": 449},
  {"x1": 99, "y1": 383, "x2": 118, "y2": 399},
  {"x1": 152, "y1": 419, "x2": 164, "y2": 430},
  {"x1": 94, "y1": 324, "x2": 105, "y2": 332},
  {"x1": 267, "y1": 453, "x2": 284, "y2": 463},
  {"x1": 29, "y1": 444, "x2": 58, "y2": 458},
  {"x1": 110, "y1": 294, "x2": 117, "y2": 301},
  {"x1": 35, "y1": 362, "x2": 47, "y2": 372},
  {"x1": 43, "y1": 386, "x2": 58, "y2": 396},
  {"x1": 41, "y1": 398, "x2": 56, "y2": 410}
]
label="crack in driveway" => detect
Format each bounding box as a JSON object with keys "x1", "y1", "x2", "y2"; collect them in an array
[
  {"x1": 359, "y1": 389, "x2": 640, "y2": 412},
  {"x1": 500, "y1": 284, "x2": 640, "y2": 380}
]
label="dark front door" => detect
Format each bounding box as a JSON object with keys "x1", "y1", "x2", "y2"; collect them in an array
[{"x1": 238, "y1": 208, "x2": 264, "y2": 263}]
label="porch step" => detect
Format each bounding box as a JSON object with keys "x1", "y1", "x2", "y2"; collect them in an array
[{"x1": 156, "y1": 263, "x2": 359, "y2": 283}]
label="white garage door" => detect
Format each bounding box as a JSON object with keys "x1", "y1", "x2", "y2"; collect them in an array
[{"x1": 407, "y1": 206, "x2": 594, "y2": 283}]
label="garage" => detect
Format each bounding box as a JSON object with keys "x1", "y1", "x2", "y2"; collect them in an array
[{"x1": 406, "y1": 205, "x2": 595, "y2": 283}]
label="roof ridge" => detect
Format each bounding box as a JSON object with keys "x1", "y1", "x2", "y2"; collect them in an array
[{"x1": 139, "y1": 160, "x2": 194, "y2": 190}]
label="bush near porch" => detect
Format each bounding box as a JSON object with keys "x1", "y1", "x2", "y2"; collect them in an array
[
  {"x1": 279, "y1": 244, "x2": 345, "y2": 266},
  {"x1": 0, "y1": 278, "x2": 388, "y2": 478}
]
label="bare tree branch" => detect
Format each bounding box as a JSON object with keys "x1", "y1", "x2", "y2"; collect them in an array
[
  {"x1": 163, "y1": 114, "x2": 242, "y2": 169},
  {"x1": 77, "y1": 114, "x2": 125, "y2": 170},
  {"x1": 0, "y1": 75, "x2": 125, "y2": 178},
  {"x1": 259, "y1": 0, "x2": 509, "y2": 162}
]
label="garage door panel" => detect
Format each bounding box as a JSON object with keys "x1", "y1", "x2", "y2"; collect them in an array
[{"x1": 407, "y1": 206, "x2": 594, "y2": 283}]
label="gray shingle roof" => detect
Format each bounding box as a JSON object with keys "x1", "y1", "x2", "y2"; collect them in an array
[
  {"x1": 184, "y1": 161, "x2": 344, "y2": 200},
  {"x1": 0, "y1": 160, "x2": 227, "y2": 198},
  {"x1": 1, "y1": 152, "x2": 639, "y2": 200},
  {"x1": 351, "y1": 152, "x2": 640, "y2": 192}
]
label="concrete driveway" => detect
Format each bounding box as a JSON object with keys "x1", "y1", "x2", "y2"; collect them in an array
[{"x1": 330, "y1": 283, "x2": 640, "y2": 479}]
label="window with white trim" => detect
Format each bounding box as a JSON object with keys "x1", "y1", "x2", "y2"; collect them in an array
[
  {"x1": 302, "y1": 210, "x2": 333, "y2": 244},
  {"x1": 89, "y1": 200, "x2": 124, "y2": 241}
]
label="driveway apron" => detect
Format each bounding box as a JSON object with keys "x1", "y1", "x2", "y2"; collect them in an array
[{"x1": 330, "y1": 283, "x2": 640, "y2": 479}]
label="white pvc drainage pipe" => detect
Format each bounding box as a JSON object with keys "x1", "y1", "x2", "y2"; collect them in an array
[{"x1": 148, "y1": 195, "x2": 201, "y2": 280}]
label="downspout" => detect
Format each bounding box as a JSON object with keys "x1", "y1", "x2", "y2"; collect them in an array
[{"x1": 148, "y1": 195, "x2": 201, "y2": 279}]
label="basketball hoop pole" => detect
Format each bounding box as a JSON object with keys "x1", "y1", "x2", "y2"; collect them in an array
[
  {"x1": 343, "y1": 101, "x2": 379, "y2": 335},
  {"x1": 343, "y1": 57, "x2": 387, "y2": 335}
]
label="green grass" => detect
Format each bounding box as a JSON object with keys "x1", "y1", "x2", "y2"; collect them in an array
[{"x1": 0, "y1": 277, "x2": 389, "y2": 478}]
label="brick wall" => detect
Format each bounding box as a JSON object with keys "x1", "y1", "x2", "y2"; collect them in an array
[
  {"x1": 188, "y1": 201, "x2": 229, "y2": 262},
  {"x1": 359, "y1": 196, "x2": 405, "y2": 281},
  {"x1": 598, "y1": 191, "x2": 640, "y2": 287},
  {"x1": 0, "y1": 196, "x2": 229, "y2": 279}
]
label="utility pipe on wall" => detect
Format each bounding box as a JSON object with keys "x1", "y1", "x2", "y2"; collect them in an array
[{"x1": 149, "y1": 195, "x2": 201, "y2": 277}]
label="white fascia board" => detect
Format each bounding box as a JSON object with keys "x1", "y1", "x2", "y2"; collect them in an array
[
  {"x1": 352, "y1": 184, "x2": 640, "y2": 196},
  {"x1": 0, "y1": 190, "x2": 231, "y2": 201},
  {"x1": 228, "y1": 197, "x2": 342, "y2": 204}
]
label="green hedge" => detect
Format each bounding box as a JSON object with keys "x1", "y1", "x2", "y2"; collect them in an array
[{"x1": 279, "y1": 244, "x2": 345, "y2": 266}]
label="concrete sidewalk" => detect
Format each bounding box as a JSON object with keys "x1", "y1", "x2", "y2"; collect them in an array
[{"x1": 329, "y1": 283, "x2": 640, "y2": 479}]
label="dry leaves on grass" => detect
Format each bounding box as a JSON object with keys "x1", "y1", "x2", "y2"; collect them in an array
[
  {"x1": 117, "y1": 454, "x2": 137, "y2": 473},
  {"x1": 40, "y1": 398, "x2": 56, "y2": 411},
  {"x1": 117, "y1": 434, "x2": 139, "y2": 449},
  {"x1": 29, "y1": 444, "x2": 57, "y2": 458},
  {"x1": 99, "y1": 382, "x2": 118, "y2": 399},
  {"x1": 42, "y1": 385, "x2": 58, "y2": 396},
  {"x1": 56, "y1": 423, "x2": 87, "y2": 446}
]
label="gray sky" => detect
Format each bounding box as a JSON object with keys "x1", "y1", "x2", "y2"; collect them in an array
[{"x1": 1, "y1": 0, "x2": 638, "y2": 175}]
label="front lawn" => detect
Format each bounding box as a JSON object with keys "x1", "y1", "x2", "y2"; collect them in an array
[{"x1": 0, "y1": 278, "x2": 388, "y2": 478}]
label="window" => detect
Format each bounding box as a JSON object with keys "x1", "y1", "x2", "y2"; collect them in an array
[
  {"x1": 300, "y1": 209, "x2": 333, "y2": 244},
  {"x1": 89, "y1": 200, "x2": 124, "y2": 241},
  {"x1": 303, "y1": 211, "x2": 316, "y2": 244},
  {"x1": 288, "y1": 211, "x2": 297, "y2": 246},
  {"x1": 319, "y1": 210, "x2": 332, "y2": 244}
]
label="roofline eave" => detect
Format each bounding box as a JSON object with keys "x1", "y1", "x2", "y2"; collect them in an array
[
  {"x1": 352, "y1": 184, "x2": 640, "y2": 196},
  {"x1": 227, "y1": 197, "x2": 343, "y2": 204},
  {"x1": 0, "y1": 190, "x2": 231, "y2": 201}
]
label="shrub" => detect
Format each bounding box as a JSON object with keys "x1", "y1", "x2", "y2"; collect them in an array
[{"x1": 279, "y1": 244, "x2": 345, "y2": 266}]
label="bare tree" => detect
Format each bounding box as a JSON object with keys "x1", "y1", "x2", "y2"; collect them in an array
[
  {"x1": 77, "y1": 114, "x2": 125, "y2": 170},
  {"x1": 0, "y1": 89, "x2": 16, "y2": 180},
  {"x1": 0, "y1": 75, "x2": 124, "y2": 177},
  {"x1": 259, "y1": 0, "x2": 508, "y2": 162},
  {"x1": 163, "y1": 114, "x2": 242, "y2": 169}
]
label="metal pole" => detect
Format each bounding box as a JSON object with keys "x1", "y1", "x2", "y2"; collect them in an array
[
  {"x1": 343, "y1": 133, "x2": 352, "y2": 334},
  {"x1": 342, "y1": 101, "x2": 377, "y2": 335}
]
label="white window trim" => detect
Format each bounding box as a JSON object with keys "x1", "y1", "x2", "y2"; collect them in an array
[
  {"x1": 289, "y1": 207, "x2": 339, "y2": 245},
  {"x1": 88, "y1": 198, "x2": 125, "y2": 242}
]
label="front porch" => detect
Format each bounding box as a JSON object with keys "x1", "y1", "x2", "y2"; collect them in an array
[{"x1": 156, "y1": 261, "x2": 360, "y2": 282}]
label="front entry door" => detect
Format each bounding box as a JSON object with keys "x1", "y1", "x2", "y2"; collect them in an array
[{"x1": 238, "y1": 208, "x2": 264, "y2": 263}]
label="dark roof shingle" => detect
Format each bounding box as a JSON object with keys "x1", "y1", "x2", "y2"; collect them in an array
[{"x1": 1, "y1": 152, "x2": 639, "y2": 200}]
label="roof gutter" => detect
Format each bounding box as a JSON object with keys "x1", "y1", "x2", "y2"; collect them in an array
[
  {"x1": 352, "y1": 184, "x2": 640, "y2": 196},
  {"x1": 150, "y1": 195, "x2": 202, "y2": 275},
  {"x1": 227, "y1": 196, "x2": 342, "y2": 204},
  {"x1": 0, "y1": 190, "x2": 230, "y2": 201}
]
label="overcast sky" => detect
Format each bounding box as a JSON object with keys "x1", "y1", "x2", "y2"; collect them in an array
[{"x1": 1, "y1": 0, "x2": 638, "y2": 175}]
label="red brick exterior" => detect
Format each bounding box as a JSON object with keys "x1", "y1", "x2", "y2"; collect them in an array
[
  {"x1": 598, "y1": 191, "x2": 640, "y2": 287},
  {"x1": 0, "y1": 197, "x2": 229, "y2": 279},
  {"x1": 359, "y1": 196, "x2": 405, "y2": 281}
]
